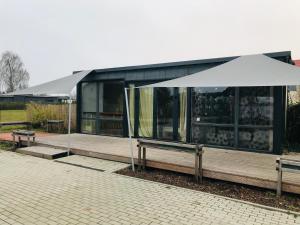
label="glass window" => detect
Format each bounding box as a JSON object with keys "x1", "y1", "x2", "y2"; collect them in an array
[
  {"x1": 191, "y1": 87, "x2": 235, "y2": 147},
  {"x1": 139, "y1": 88, "x2": 153, "y2": 137},
  {"x1": 81, "y1": 119, "x2": 96, "y2": 134},
  {"x1": 238, "y1": 87, "x2": 274, "y2": 151},
  {"x1": 99, "y1": 82, "x2": 123, "y2": 136},
  {"x1": 238, "y1": 128, "x2": 273, "y2": 151},
  {"x1": 192, "y1": 125, "x2": 234, "y2": 147},
  {"x1": 156, "y1": 87, "x2": 174, "y2": 140},
  {"x1": 239, "y1": 87, "x2": 274, "y2": 125},
  {"x1": 81, "y1": 82, "x2": 97, "y2": 119},
  {"x1": 192, "y1": 87, "x2": 235, "y2": 124}
]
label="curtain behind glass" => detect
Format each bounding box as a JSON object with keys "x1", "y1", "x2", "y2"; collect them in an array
[
  {"x1": 178, "y1": 88, "x2": 187, "y2": 142},
  {"x1": 139, "y1": 88, "x2": 153, "y2": 137},
  {"x1": 129, "y1": 85, "x2": 135, "y2": 135}
]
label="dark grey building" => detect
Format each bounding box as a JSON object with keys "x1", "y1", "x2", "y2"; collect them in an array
[{"x1": 77, "y1": 51, "x2": 292, "y2": 154}]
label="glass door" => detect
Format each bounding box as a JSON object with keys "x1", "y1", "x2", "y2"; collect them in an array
[
  {"x1": 156, "y1": 87, "x2": 174, "y2": 140},
  {"x1": 98, "y1": 81, "x2": 124, "y2": 136},
  {"x1": 81, "y1": 82, "x2": 97, "y2": 134}
]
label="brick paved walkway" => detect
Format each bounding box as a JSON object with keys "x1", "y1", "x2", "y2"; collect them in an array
[
  {"x1": 0, "y1": 151, "x2": 299, "y2": 225},
  {"x1": 55, "y1": 155, "x2": 130, "y2": 173}
]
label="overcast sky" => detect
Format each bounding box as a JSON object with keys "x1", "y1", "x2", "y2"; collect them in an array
[{"x1": 0, "y1": 0, "x2": 300, "y2": 86}]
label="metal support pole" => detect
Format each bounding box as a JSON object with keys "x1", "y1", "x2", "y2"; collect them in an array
[
  {"x1": 67, "y1": 97, "x2": 72, "y2": 156},
  {"x1": 276, "y1": 157, "x2": 282, "y2": 197},
  {"x1": 124, "y1": 88, "x2": 135, "y2": 172}
]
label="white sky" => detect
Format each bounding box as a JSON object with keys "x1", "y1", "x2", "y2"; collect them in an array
[{"x1": 0, "y1": 0, "x2": 300, "y2": 86}]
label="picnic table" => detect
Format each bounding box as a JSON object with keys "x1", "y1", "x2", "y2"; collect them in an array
[
  {"x1": 46, "y1": 120, "x2": 64, "y2": 133},
  {"x1": 12, "y1": 130, "x2": 36, "y2": 148}
]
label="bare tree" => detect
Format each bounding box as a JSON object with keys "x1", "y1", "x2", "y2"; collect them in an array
[{"x1": 0, "y1": 51, "x2": 30, "y2": 93}]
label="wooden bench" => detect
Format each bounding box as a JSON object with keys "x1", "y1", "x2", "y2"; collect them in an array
[
  {"x1": 12, "y1": 130, "x2": 36, "y2": 148},
  {"x1": 137, "y1": 139, "x2": 204, "y2": 183},
  {"x1": 0, "y1": 121, "x2": 32, "y2": 129},
  {"x1": 276, "y1": 157, "x2": 300, "y2": 196}
]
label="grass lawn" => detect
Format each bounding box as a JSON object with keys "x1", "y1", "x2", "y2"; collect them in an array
[
  {"x1": 0, "y1": 110, "x2": 27, "y2": 122},
  {"x1": 0, "y1": 110, "x2": 28, "y2": 133}
]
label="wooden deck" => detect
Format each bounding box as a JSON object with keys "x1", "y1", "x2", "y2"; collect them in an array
[{"x1": 35, "y1": 133, "x2": 300, "y2": 194}]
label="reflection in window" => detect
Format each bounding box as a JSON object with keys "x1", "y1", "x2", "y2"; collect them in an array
[
  {"x1": 191, "y1": 87, "x2": 235, "y2": 147},
  {"x1": 81, "y1": 119, "x2": 96, "y2": 134},
  {"x1": 139, "y1": 88, "x2": 153, "y2": 137},
  {"x1": 238, "y1": 87, "x2": 274, "y2": 151},
  {"x1": 239, "y1": 87, "x2": 274, "y2": 125},
  {"x1": 81, "y1": 82, "x2": 97, "y2": 118},
  {"x1": 239, "y1": 128, "x2": 273, "y2": 151},
  {"x1": 193, "y1": 125, "x2": 234, "y2": 147},
  {"x1": 157, "y1": 88, "x2": 174, "y2": 140},
  {"x1": 192, "y1": 87, "x2": 235, "y2": 124}
]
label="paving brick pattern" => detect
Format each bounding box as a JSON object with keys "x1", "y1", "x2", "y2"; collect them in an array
[
  {"x1": 0, "y1": 151, "x2": 299, "y2": 225},
  {"x1": 55, "y1": 155, "x2": 129, "y2": 173}
]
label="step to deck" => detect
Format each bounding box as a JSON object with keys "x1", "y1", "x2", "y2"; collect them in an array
[
  {"x1": 55, "y1": 155, "x2": 130, "y2": 173},
  {"x1": 16, "y1": 146, "x2": 69, "y2": 159}
]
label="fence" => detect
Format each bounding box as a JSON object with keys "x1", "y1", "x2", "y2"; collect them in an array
[{"x1": 26, "y1": 102, "x2": 77, "y2": 132}]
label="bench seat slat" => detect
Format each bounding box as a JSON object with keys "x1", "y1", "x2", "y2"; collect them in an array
[
  {"x1": 281, "y1": 168, "x2": 300, "y2": 174},
  {"x1": 138, "y1": 138, "x2": 199, "y2": 150},
  {"x1": 281, "y1": 160, "x2": 300, "y2": 167}
]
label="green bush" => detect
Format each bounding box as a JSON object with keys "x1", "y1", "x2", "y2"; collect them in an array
[{"x1": 27, "y1": 102, "x2": 76, "y2": 132}]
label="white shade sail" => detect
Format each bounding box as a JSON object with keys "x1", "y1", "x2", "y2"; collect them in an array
[
  {"x1": 6, "y1": 70, "x2": 93, "y2": 96},
  {"x1": 140, "y1": 54, "x2": 300, "y2": 88}
]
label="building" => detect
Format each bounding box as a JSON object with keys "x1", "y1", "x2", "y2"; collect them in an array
[
  {"x1": 0, "y1": 95, "x2": 68, "y2": 104},
  {"x1": 76, "y1": 51, "x2": 293, "y2": 154}
]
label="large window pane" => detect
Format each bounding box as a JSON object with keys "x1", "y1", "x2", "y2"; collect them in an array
[
  {"x1": 238, "y1": 128, "x2": 273, "y2": 151},
  {"x1": 157, "y1": 87, "x2": 174, "y2": 140},
  {"x1": 192, "y1": 125, "x2": 234, "y2": 147},
  {"x1": 192, "y1": 87, "x2": 235, "y2": 124},
  {"x1": 238, "y1": 87, "x2": 274, "y2": 151},
  {"x1": 81, "y1": 119, "x2": 96, "y2": 134},
  {"x1": 239, "y1": 87, "x2": 274, "y2": 125},
  {"x1": 99, "y1": 82, "x2": 123, "y2": 136},
  {"x1": 191, "y1": 87, "x2": 235, "y2": 147},
  {"x1": 81, "y1": 82, "x2": 97, "y2": 119},
  {"x1": 139, "y1": 88, "x2": 153, "y2": 137}
]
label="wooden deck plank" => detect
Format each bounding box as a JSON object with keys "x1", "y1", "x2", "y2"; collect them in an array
[
  {"x1": 16, "y1": 146, "x2": 68, "y2": 159},
  {"x1": 35, "y1": 133, "x2": 300, "y2": 194}
]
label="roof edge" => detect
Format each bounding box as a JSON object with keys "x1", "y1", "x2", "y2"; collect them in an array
[{"x1": 80, "y1": 51, "x2": 291, "y2": 74}]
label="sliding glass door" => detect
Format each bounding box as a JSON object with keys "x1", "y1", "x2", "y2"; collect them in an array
[
  {"x1": 81, "y1": 82, "x2": 97, "y2": 134},
  {"x1": 81, "y1": 81, "x2": 124, "y2": 136},
  {"x1": 98, "y1": 82, "x2": 124, "y2": 136},
  {"x1": 238, "y1": 87, "x2": 274, "y2": 151},
  {"x1": 156, "y1": 87, "x2": 174, "y2": 140}
]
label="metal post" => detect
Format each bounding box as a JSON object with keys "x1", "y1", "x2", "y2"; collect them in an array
[
  {"x1": 67, "y1": 97, "x2": 72, "y2": 156},
  {"x1": 276, "y1": 157, "x2": 282, "y2": 197},
  {"x1": 124, "y1": 88, "x2": 135, "y2": 172}
]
